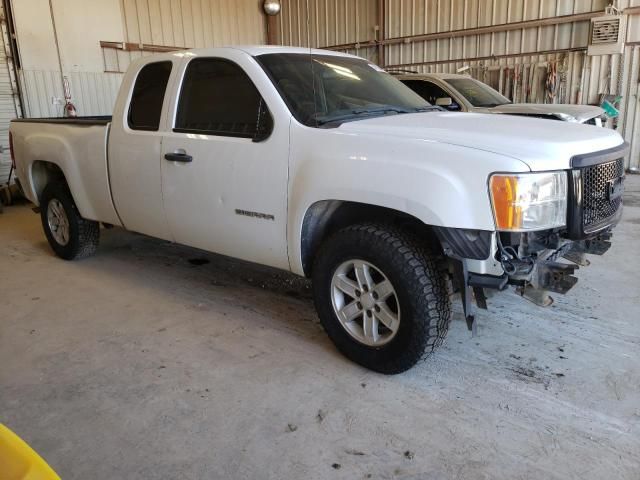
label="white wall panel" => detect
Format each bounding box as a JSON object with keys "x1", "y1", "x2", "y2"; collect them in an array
[
  {"x1": 102, "y1": 0, "x2": 268, "y2": 72},
  {"x1": 11, "y1": 0, "x2": 124, "y2": 118},
  {"x1": 12, "y1": 0, "x2": 124, "y2": 72},
  {"x1": 277, "y1": 0, "x2": 377, "y2": 48},
  {"x1": 11, "y1": 0, "x2": 267, "y2": 119},
  {"x1": 19, "y1": 69, "x2": 122, "y2": 118},
  {"x1": 18, "y1": 70, "x2": 63, "y2": 118},
  {"x1": 120, "y1": 0, "x2": 266, "y2": 48},
  {"x1": 10, "y1": 0, "x2": 59, "y2": 71},
  {"x1": 66, "y1": 72, "x2": 123, "y2": 116},
  {"x1": 383, "y1": 0, "x2": 610, "y2": 67}
]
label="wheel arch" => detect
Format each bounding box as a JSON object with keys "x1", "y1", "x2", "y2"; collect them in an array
[
  {"x1": 299, "y1": 200, "x2": 443, "y2": 277},
  {"x1": 30, "y1": 160, "x2": 68, "y2": 202}
]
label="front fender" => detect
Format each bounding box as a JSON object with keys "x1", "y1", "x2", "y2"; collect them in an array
[{"x1": 287, "y1": 124, "x2": 529, "y2": 275}]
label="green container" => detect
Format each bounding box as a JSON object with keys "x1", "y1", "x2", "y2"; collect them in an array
[{"x1": 601, "y1": 99, "x2": 620, "y2": 118}]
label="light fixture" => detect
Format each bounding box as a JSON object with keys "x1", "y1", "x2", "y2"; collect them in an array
[
  {"x1": 263, "y1": 0, "x2": 281, "y2": 16},
  {"x1": 489, "y1": 172, "x2": 567, "y2": 231}
]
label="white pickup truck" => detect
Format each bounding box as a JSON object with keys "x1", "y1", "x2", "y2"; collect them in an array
[{"x1": 10, "y1": 46, "x2": 628, "y2": 373}]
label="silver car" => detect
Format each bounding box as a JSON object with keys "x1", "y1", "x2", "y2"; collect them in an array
[{"x1": 396, "y1": 72, "x2": 606, "y2": 126}]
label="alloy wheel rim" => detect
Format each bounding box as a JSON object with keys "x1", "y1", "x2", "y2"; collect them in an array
[
  {"x1": 330, "y1": 259, "x2": 401, "y2": 347},
  {"x1": 47, "y1": 198, "x2": 70, "y2": 246}
]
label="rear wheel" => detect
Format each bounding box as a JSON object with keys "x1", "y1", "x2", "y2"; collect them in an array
[
  {"x1": 40, "y1": 182, "x2": 99, "y2": 260},
  {"x1": 312, "y1": 223, "x2": 451, "y2": 374}
]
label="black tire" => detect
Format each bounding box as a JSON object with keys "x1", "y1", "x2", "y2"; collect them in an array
[
  {"x1": 0, "y1": 186, "x2": 11, "y2": 206},
  {"x1": 312, "y1": 223, "x2": 451, "y2": 374},
  {"x1": 40, "y1": 182, "x2": 99, "y2": 260}
]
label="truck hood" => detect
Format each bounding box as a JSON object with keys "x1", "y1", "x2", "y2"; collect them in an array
[
  {"x1": 483, "y1": 103, "x2": 604, "y2": 123},
  {"x1": 336, "y1": 111, "x2": 623, "y2": 171}
]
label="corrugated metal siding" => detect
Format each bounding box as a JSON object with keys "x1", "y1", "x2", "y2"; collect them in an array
[
  {"x1": 278, "y1": 0, "x2": 376, "y2": 47},
  {"x1": 276, "y1": 0, "x2": 379, "y2": 62},
  {"x1": 384, "y1": 0, "x2": 604, "y2": 66},
  {"x1": 18, "y1": 0, "x2": 267, "y2": 120},
  {"x1": 66, "y1": 72, "x2": 122, "y2": 116},
  {"x1": 105, "y1": 0, "x2": 267, "y2": 73},
  {"x1": 619, "y1": 44, "x2": 640, "y2": 169},
  {"x1": 277, "y1": 0, "x2": 640, "y2": 169},
  {"x1": 618, "y1": 0, "x2": 640, "y2": 169},
  {"x1": 383, "y1": 0, "x2": 611, "y2": 109},
  {"x1": 19, "y1": 70, "x2": 63, "y2": 118},
  {"x1": 19, "y1": 71, "x2": 120, "y2": 119},
  {"x1": 0, "y1": 4, "x2": 19, "y2": 185},
  {"x1": 19, "y1": 70, "x2": 121, "y2": 118}
]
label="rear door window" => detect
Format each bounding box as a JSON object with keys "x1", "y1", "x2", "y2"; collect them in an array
[{"x1": 128, "y1": 61, "x2": 172, "y2": 131}]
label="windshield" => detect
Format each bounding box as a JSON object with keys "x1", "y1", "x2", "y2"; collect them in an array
[
  {"x1": 444, "y1": 78, "x2": 511, "y2": 108},
  {"x1": 257, "y1": 53, "x2": 433, "y2": 127}
]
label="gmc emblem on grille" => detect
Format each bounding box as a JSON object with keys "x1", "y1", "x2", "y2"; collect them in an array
[{"x1": 608, "y1": 177, "x2": 624, "y2": 201}]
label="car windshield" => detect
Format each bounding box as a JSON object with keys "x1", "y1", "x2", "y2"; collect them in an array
[
  {"x1": 444, "y1": 78, "x2": 511, "y2": 108},
  {"x1": 257, "y1": 53, "x2": 434, "y2": 127}
]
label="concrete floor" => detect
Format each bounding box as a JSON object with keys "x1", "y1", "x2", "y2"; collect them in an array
[{"x1": 1, "y1": 177, "x2": 639, "y2": 480}]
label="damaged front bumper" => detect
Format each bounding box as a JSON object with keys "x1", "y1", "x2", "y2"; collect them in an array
[
  {"x1": 440, "y1": 226, "x2": 619, "y2": 334},
  {"x1": 510, "y1": 229, "x2": 615, "y2": 306},
  {"x1": 437, "y1": 143, "x2": 627, "y2": 333},
  {"x1": 437, "y1": 174, "x2": 624, "y2": 335}
]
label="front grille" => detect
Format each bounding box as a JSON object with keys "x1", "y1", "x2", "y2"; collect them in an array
[{"x1": 582, "y1": 158, "x2": 624, "y2": 228}]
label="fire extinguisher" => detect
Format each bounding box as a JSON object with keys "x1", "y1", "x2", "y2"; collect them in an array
[{"x1": 63, "y1": 76, "x2": 77, "y2": 117}]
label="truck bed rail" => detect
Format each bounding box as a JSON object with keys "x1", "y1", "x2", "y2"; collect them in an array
[{"x1": 11, "y1": 116, "x2": 112, "y2": 126}]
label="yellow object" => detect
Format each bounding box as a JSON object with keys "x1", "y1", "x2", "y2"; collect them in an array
[
  {"x1": 0, "y1": 424, "x2": 61, "y2": 480},
  {"x1": 489, "y1": 174, "x2": 522, "y2": 230}
]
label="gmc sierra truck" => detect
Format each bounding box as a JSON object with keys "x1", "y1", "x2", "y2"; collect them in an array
[{"x1": 10, "y1": 46, "x2": 628, "y2": 373}]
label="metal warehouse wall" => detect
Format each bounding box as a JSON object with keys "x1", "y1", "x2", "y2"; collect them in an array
[
  {"x1": 105, "y1": 0, "x2": 266, "y2": 72},
  {"x1": 278, "y1": 0, "x2": 377, "y2": 54},
  {"x1": 11, "y1": 0, "x2": 125, "y2": 118},
  {"x1": 10, "y1": 0, "x2": 266, "y2": 118},
  {"x1": 276, "y1": 0, "x2": 640, "y2": 170},
  {"x1": 0, "y1": 1, "x2": 20, "y2": 184}
]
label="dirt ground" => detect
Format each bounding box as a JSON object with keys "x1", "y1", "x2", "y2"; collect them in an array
[{"x1": 1, "y1": 177, "x2": 639, "y2": 480}]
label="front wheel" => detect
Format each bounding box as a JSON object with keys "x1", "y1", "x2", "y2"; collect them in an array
[
  {"x1": 312, "y1": 224, "x2": 451, "y2": 374},
  {"x1": 40, "y1": 182, "x2": 99, "y2": 260}
]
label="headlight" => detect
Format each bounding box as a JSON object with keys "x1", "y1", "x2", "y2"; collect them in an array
[{"x1": 489, "y1": 171, "x2": 567, "y2": 231}]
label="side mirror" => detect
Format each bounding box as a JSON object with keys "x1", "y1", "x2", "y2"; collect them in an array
[
  {"x1": 253, "y1": 98, "x2": 273, "y2": 143},
  {"x1": 435, "y1": 97, "x2": 453, "y2": 107}
]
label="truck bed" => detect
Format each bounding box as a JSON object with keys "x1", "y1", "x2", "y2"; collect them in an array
[{"x1": 10, "y1": 117, "x2": 121, "y2": 226}]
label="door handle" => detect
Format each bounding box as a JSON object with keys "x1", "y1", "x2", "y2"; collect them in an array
[{"x1": 164, "y1": 151, "x2": 193, "y2": 163}]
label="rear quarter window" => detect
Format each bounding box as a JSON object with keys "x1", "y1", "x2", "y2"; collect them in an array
[{"x1": 128, "y1": 61, "x2": 172, "y2": 131}]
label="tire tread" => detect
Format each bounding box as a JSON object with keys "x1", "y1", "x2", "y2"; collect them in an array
[
  {"x1": 40, "y1": 182, "x2": 99, "y2": 260},
  {"x1": 313, "y1": 222, "x2": 451, "y2": 374}
]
